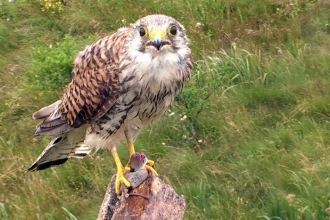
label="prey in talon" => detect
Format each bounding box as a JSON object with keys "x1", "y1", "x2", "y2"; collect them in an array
[
  {"x1": 120, "y1": 152, "x2": 150, "y2": 199},
  {"x1": 27, "y1": 14, "x2": 192, "y2": 196}
]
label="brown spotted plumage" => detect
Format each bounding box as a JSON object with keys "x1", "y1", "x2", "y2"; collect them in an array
[{"x1": 28, "y1": 14, "x2": 192, "y2": 194}]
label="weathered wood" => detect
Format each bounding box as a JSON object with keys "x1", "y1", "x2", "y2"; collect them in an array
[
  {"x1": 97, "y1": 173, "x2": 186, "y2": 220},
  {"x1": 97, "y1": 175, "x2": 118, "y2": 220}
]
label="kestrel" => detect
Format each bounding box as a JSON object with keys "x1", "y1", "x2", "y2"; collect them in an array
[{"x1": 28, "y1": 14, "x2": 192, "y2": 195}]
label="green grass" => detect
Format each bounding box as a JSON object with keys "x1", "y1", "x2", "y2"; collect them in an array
[{"x1": 1, "y1": 0, "x2": 330, "y2": 219}]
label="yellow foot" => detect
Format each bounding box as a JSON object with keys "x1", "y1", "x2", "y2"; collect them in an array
[
  {"x1": 124, "y1": 160, "x2": 158, "y2": 176},
  {"x1": 123, "y1": 165, "x2": 133, "y2": 173},
  {"x1": 146, "y1": 164, "x2": 158, "y2": 176},
  {"x1": 146, "y1": 159, "x2": 158, "y2": 176},
  {"x1": 115, "y1": 169, "x2": 131, "y2": 195},
  {"x1": 147, "y1": 159, "x2": 155, "y2": 167},
  {"x1": 126, "y1": 155, "x2": 158, "y2": 176}
]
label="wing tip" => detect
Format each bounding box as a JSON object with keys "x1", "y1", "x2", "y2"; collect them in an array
[
  {"x1": 27, "y1": 158, "x2": 69, "y2": 171},
  {"x1": 34, "y1": 123, "x2": 69, "y2": 137},
  {"x1": 32, "y1": 100, "x2": 62, "y2": 120},
  {"x1": 32, "y1": 111, "x2": 42, "y2": 120}
]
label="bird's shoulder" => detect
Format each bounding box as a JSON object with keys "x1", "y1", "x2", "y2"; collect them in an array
[
  {"x1": 59, "y1": 28, "x2": 133, "y2": 127},
  {"x1": 73, "y1": 28, "x2": 131, "y2": 72}
]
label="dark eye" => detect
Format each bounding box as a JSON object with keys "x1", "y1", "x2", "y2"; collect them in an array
[
  {"x1": 139, "y1": 26, "x2": 147, "y2": 38},
  {"x1": 169, "y1": 25, "x2": 177, "y2": 36}
]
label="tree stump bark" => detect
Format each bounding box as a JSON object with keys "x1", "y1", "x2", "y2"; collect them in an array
[{"x1": 97, "y1": 173, "x2": 186, "y2": 220}]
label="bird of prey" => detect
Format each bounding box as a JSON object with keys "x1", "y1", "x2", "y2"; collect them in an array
[{"x1": 28, "y1": 14, "x2": 192, "y2": 195}]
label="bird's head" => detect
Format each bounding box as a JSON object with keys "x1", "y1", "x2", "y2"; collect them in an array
[{"x1": 130, "y1": 14, "x2": 190, "y2": 57}]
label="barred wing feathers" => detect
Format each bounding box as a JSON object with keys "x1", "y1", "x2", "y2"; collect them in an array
[
  {"x1": 29, "y1": 30, "x2": 131, "y2": 171},
  {"x1": 33, "y1": 30, "x2": 130, "y2": 137}
]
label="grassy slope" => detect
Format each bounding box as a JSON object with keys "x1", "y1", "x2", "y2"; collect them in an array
[{"x1": 1, "y1": 0, "x2": 330, "y2": 219}]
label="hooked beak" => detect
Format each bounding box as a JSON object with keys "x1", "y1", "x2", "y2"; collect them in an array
[{"x1": 146, "y1": 30, "x2": 171, "y2": 51}]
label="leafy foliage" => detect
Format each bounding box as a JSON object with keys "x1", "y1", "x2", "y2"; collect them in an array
[
  {"x1": 27, "y1": 35, "x2": 96, "y2": 91},
  {"x1": 0, "y1": 202, "x2": 9, "y2": 220},
  {"x1": 0, "y1": 0, "x2": 16, "y2": 20},
  {"x1": 39, "y1": 0, "x2": 64, "y2": 15}
]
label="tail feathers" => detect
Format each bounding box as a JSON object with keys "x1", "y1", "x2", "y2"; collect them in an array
[{"x1": 28, "y1": 134, "x2": 92, "y2": 171}]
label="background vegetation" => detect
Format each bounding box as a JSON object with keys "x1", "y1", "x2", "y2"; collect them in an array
[{"x1": 1, "y1": 0, "x2": 330, "y2": 219}]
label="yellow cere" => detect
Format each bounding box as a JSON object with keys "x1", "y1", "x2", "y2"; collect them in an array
[{"x1": 150, "y1": 30, "x2": 166, "y2": 41}]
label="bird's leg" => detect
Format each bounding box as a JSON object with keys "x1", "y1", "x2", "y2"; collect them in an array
[
  {"x1": 128, "y1": 141, "x2": 135, "y2": 158},
  {"x1": 111, "y1": 147, "x2": 131, "y2": 195},
  {"x1": 125, "y1": 130, "x2": 137, "y2": 159},
  {"x1": 124, "y1": 141, "x2": 135, "y2": 172}
]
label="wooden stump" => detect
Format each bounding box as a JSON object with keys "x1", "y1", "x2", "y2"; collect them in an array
[{"x1": 97, "y1": 173, "x2": 186, "y2": 220}]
